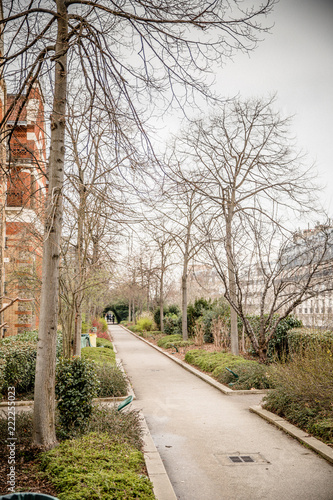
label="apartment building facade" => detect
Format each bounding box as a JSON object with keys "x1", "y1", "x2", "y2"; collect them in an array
[{"x1": 2, "y1": 82, "x2": 47, "y2": 336}]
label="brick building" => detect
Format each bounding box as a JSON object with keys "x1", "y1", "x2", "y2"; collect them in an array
[
  {"x1": 2, "y1": 82, "x2": 47, "y2": 336},
  {"x1": 0, "y1": 1, "x2": 7, "y2": 331}
]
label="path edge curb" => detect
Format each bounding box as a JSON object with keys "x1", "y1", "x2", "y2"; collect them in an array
[{"x1": 249, "y1": 405, "x2": 333, "y2": 465}]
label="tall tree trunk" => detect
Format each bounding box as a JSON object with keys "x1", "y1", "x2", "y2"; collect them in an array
[
  {"x1": 73, "y1": 184, "x2": 85, "y2": 357},
  {"x1": 181, "y1": 273, "x2": 188, "y2": 340},
  {"x1": 226, "y1": 216, "x2": 239, "y2": 355},
  {"x1": 160, "y1": 272, "x2": 164, "y2": 333},
  {"x1": 181, "y1": 246, "x2": 189, "y2": 340},
  {"x1": 33, "y1": 0, "x2": 67, "y2": 448}
]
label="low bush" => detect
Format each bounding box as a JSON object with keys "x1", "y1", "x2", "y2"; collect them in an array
[
  {"x1": 85, "y1": 406, "x2": 144, "y2": 450},
  {"x1": 96, "y1": 330, "x2": 111, "y2": 341},
  {"x1": 0, "y1": 333, "x2": 38, "y2": 398},
  {"x1": 0, "y1": 406, "x2": 153, "y2": 498},
  {"x1": 95, "y1": 365, "x2": 128, "y2": 398},
  {"x1": 56, "y1": 357, "x2": 100, "y2": 438},
  {"x1": 187, "y1": 298, "x2": 213, "y2": 336},
  {"x1": 40, "y1": 432, "x2": 155, "y2": 500},
  {"x1": 216, "y1": 362, "x2": 273, "y2": 390},
  {"x1": 154, "y1": 305, "x2": 180, "y2": 330},
  {"x1": 201, "y1": 299, "x2": 231, "y2": 343},
  {"x1": 163, "y1": 314, "x2": 182, "y2": 335},
  {"x1": 92, "y1": 317, "x2": 108, "y2": 335},
  {"x1": 3, "y1": 347, "x2": 36, "y2": 396},
  {"x1": 263, "y1": 344, "x2": 333, "y2": 444},
  {"x1": 0, "y1": 410, "x2": 33, "y2": 455},
  {"x1": 96, "y1": 337, "x2": 113, "y2": 349},
  {"x1": 157, "y1": 334, "x2": 194, "y2": 349},
  {"x1": 135, "y1": 313, "x2": 155, "y2": 332},
  {"x1": 185, "y1": 350, "x2": 247, "y2": 376},
  {"x1": 81, "y1": 346, "x2": 116, "y2": 365}
]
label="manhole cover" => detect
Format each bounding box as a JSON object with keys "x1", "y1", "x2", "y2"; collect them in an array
[{"x1": 214, "y1": 453, "x2": 270, "y2": 466}]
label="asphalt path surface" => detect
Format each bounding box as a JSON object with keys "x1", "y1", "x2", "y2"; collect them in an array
[{"x1": 110, "y1": 325, "x2": 333, "y2": 500}]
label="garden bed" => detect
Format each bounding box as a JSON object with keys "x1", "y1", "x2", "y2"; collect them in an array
[{"x1": 0, "y1": 407, "x2": 156, "y2": 498}]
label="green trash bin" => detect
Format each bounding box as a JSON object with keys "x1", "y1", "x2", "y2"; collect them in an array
[
  {"x1": 81, "y1": 333, "x2": 91, "y2": 348},
  {"x1": 0, "y1": 494, "x2": 58, "y2": 499}
]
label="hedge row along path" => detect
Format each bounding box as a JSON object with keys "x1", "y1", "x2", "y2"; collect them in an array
[{"x1": 110, "y1": 324, "x2": 333, "y2": 500}]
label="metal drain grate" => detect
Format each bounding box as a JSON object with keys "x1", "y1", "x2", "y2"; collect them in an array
[
  {"x1": 240, "y1": 456, "x2": 255, "y2": 463},
  {"x1": 215, "y1": 453, "x2": 269, "y2": 466}
]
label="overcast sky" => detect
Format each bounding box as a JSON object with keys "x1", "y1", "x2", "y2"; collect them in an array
[{"x1": 213, "y1": 0, "x2": 333, "y2": 214}]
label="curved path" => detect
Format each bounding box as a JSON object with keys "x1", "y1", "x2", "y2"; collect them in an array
[{"x1": 110, "y1": 325, "x2": 333, "y2": 500}]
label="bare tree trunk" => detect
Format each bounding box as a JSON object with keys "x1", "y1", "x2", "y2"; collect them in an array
[
  {"x1": 181, "y1": 271, "x2": 188, "y2": 340},
  {"x1": 73, "y1": 184, "x2": 85, "y2": 357},
  {"x1": 160, "y1": 275, "x2": 164, "y2": 333},
  {"x1": 226, "y1": 216, "x2": 239, "y2": 355},
  {"x1": 33, "y1": 0, "x2": 67, "y2": 448}
]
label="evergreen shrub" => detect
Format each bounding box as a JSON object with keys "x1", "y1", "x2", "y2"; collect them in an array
[
  {"x1": 55, "y1": 357, "x2": 100, "y2": 437},
  {"x1": 157, "y1": 334, "x2": 194, "y2": 349},
  {"x1": 40, "y1": 432, "x2": 155, "y2": 500}
]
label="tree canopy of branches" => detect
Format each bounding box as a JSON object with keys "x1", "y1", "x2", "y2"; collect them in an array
[
  {"x1": 1, "y1": 0, "x2": 275, "y2": 448},
  {"x1": 171, "y1": 97, "x2": 321, "y2": 357}
]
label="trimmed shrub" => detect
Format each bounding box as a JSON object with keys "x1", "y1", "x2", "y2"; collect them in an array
[
  {"x1": 0, "y1": 333, "x2": 38, "y2": 397},
  {"x1": 96, "y1": 337, "x2": 113, "y2": 349},
  {"x1": 3, "y1": 347, "x2": 36, "y2": 395},
  {"x1": 40, "y1": 432, "x2": 155, "y2": 500},
  {"x1": 157, "y1": 334, "x2": 194, "y2": 349},
  {"x1": 55, "y1": 357, "x2": 100, "y2": 437},
  {"x1": 82, "y1": 346, "x2": 116, "y2": 365},
  {"x1": 184, "y1": 349, "x2": 254, "y2": 378}
]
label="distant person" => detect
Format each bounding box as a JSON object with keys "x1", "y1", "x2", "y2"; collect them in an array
[{"x1": 112, "y1": 315, "x2": 115, "y2": 324}]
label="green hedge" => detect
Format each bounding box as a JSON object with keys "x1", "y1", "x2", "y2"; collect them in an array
[
  {"x1": 157, "y1": 334, "x2": 194, "y2": 349},
  {"x1": 287, "y1": 328, "x2": 333, "y2": 354},
  {"x1": 184, "y1": 350, "x2": 250, "y2": 377},
  {"x1": 185, "y1": 349, "x2": 273, "y2": 389},
  {"x1": 96, "y1": 337, "x2": 114, "y2": 350},
  {"x1": 40, "y1": 432, "x2": 156, "y2": 500},
  {"x1": 81, "y1": 346, "x2": 116, "y2": 365},
  {"x1": 0, "y1": 332, "x2": 38, "y2": 397},
  {"x1": 56, "y1": 357, "x2": 100, "y2": 437}
]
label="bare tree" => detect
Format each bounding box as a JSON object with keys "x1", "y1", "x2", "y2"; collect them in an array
[
  {"x1": 173, "y1": 97, "x2": 318, "y2": 354},
  {"x1": 207, "y1": 213, "x2": 333, "y2": 360},
  {"x1": 1, "y1": 0, "x2": 275, "y2": 448}
]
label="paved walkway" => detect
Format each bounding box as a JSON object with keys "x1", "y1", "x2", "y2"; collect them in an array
[{"x1": 110, "y1": 325, "x2": 333, "y2": 500}]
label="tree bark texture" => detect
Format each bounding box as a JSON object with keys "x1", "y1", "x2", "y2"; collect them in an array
[
  {"x1": 33, "y1": 0, "x2": 67, "y2": 448},
  {"x1": 226, "y1": 215, "x2": 239, "y2": 355}
]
